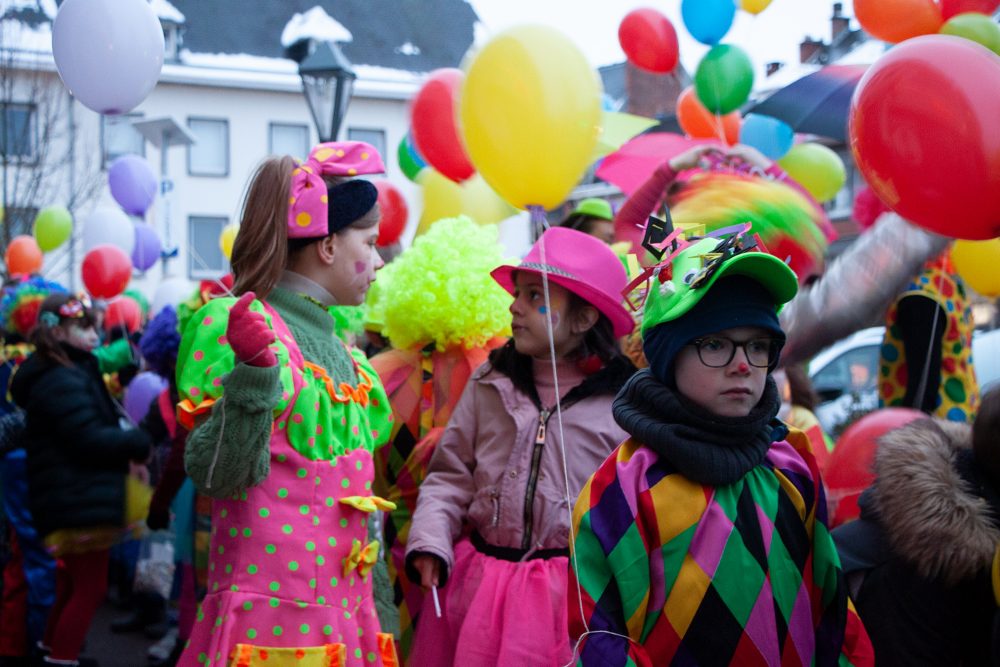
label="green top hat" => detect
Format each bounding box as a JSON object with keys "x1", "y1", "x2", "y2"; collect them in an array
[
  {"x1": 641, "y1": 234, "x2": 798, "y2": 336},
  {"x1": 571, "y1": 197, "x2": 613, "y2": 221}
]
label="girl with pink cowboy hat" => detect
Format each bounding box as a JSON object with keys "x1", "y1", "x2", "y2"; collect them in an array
[{"x1": 405, "y1": 226, "x2": 637, "y2": 665}]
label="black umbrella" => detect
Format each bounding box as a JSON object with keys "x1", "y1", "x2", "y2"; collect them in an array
[{"x1": 747, "y1": 64, "x2": 867, "y2": 142}]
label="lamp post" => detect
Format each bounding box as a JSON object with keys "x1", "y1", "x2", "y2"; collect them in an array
[{"x1": 287, "y1": 39, "x2": 356, "y2": 143}]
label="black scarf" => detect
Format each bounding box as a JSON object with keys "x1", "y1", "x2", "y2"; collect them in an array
[{"x1": 612, "y1": 369, "x2": 781, "y2": 485}]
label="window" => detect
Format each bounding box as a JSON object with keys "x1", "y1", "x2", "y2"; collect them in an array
[
  {"x1": 269, "y1": 123, "x2": 310, "y2": 159},
  {"x1": 3, "y1": 206, "x2": 38, "y2": 238},
  {"x1": 347, "y1": 128, "x2": 386, "y2": 163},
  {"x1": 823, "y1": 147, "x2": 857, "y2": 219},
  {"x1": 812, "y1": 344, "x2": 880, "y2": 397},
  {"x1": 188, "y1": 215, "x2": 228, "y2": 279},
  {"x1": 187, "y1": 118, "x2": 229, "y2": 177},
  {"x1": 1, "y1": 103, "x2": 35, "y2": 161},
  {"x1": 102, "y1": 113, "x2": 145, "y2": 166}
]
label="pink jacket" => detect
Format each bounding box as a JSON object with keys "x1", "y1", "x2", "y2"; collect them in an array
[{"x1": 405, "y1": 358, "x2": 634, "y2": 577}]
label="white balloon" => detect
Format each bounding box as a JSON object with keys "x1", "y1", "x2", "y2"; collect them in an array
[
  {"x1": 81, "y1": 207, "x2": 135, "y2": 254},
  {"x1": 151, "y1": 277, "x2": 195, "y2": 318},
  {"x1": 52, "y1": 0, "x2": 165, "y2": 115}
]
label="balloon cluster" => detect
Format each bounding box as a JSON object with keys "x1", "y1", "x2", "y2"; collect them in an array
[{"x1": 613, "y1": 0, "x2": 848, "y2": 203}]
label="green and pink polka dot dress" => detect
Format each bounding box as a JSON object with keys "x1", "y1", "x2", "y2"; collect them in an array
[{"x1": 175, "y1": 298, "x2": 396, "y2": 667}]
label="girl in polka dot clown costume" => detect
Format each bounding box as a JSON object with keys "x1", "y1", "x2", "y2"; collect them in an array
[{"x1": 175, "y1": 142, "x2": 397, "y2": 667}]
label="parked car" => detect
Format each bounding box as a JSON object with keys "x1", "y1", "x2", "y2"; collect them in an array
[{"x1": 806, "y1": 326, "x2": 1000, "y2": 434}]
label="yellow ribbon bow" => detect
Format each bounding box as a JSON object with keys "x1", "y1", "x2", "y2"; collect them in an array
[
  {"x1": 343, "y1": 538, "x2": 380, "y2": 579},
  {"x1": 339, "y1": 496, "x2": 397, "y2": 513}
]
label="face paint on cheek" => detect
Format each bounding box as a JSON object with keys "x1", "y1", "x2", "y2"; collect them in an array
[
  {"x1": 538, "y1": 306, "x2": 547, "y2": 314},
  {"x1": 354, "y1": 261, "x2": 367, "y2": 274}
]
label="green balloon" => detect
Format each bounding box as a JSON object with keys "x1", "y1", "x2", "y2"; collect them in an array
[
  {"x1": 941, "y1": 13, "x2": 1000, "y2": 56},
  {"x1": 397, "y1": 134, "x2": 426, "y2": 182},
  {"x1": 33, "y1": 205, "x2": 72, "y2": 252},
  {"x1": 694, "y1": 44, "x2": 755, "y2": 115}
]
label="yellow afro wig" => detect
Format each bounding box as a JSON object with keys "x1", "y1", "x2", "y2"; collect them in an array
[{"x1": 375, "y1": 215, "x2": 511, "y2": 350}]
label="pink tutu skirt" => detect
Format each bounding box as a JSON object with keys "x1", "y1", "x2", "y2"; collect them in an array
[{"x1": 409, "y1": 537, "x2": 572, "y2": 667}]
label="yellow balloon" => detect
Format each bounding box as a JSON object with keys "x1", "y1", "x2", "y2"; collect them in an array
[
  {"x1": 219, "y1": 224, "x2": 238, "y2": 260},
  {"x1": 460, "y1": 25, "x2": 602, "y2": 210},
  {"x1": 417, "y1": 170, "x2": 518, "y2": 236},
  {"x1": 777, "y1": 143, "x2": 846, "y2": 203},
  {"x1": 951, "y1": 238, "x2": 1000, "y2": 298},
  {"x1": 741, "y1": 0, "x2": 772, "y2": 14}
]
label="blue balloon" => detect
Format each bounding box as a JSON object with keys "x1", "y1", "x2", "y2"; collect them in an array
[
  {"x1": 681, "y1": 0, "x2": 737, "y2": 45},
  {"x1": 739, "y1": 114, "x2": 795, "y2": 160},
  {"x1": 405, "y1": 133, "x2": 427, "y2": 171}
]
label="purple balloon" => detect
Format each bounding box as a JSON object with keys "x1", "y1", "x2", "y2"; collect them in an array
[
  {"x1": 124, "y1": 371, "x2": 167, "y2": 425},
  {"x1": 108, "y1": 155, "x2": 158, "y2": 216},
  {"x1": 131, "y1": 223, "x2": 162, "y2": 271}
]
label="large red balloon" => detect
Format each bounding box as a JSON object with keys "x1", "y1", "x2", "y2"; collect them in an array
[
  {"x1": 105, "y1": 296, "x2": 142, "y2": 333},
  {"x1": 374, "y1": 180, "x2": 408, "y2": 247},
  {"x1": 824, "y1": 408, "x2": 925, "y2": 528},
  {"x1": 941, "y1": 0, "x2": 1000, "y2": 19},
  {"x1": 410, "y1": 69, "x2": 475, "y2": 183},
  {"x1": 618, "y1": 8, "x2": 680, "y2": 74},
  {"x1": 82, "y1": 244, "x2": 132, "y2": 299},
  {"x1": 850, "y1": 35, "x2": 1000, "y2": 240}
]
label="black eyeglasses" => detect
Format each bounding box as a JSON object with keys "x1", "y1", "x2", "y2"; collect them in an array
[{"x1": 687, "y1": 336, "x2": 781, "y2": 368}]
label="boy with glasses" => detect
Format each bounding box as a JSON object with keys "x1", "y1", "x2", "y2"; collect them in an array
[{"x1": 568, "y1": 232, "x2": 873, "y2": 665}]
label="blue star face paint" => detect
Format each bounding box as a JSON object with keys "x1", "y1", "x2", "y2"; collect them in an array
[{"x1": 539, "y1": 305, "x2": 548, "y2": 314}]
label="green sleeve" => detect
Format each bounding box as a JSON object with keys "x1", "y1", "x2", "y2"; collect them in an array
[
  {"x1": 177, "y1": 298, "x2": 292, "y2": 498},
  {"x1": 93, "y1": 338, "x2": 135, "y2": 374}
]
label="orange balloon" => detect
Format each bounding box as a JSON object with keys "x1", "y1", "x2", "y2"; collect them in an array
[
  {"x1": 676, "y1": 86, "x2": 741, "y2": 144},
  {"x1": 855, "y1": 0, "x2": 942, "y2": 43},
  {"x1": 5, "y1": 235, "x2": 43, "y2": 275}
]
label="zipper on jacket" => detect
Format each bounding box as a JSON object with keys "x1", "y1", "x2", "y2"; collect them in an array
[
  {"x1": 491, "y1": 489, "x2": 501, "y2": 527},
  {"x1": 521, "y1": 408, "x2": 549, "y2": 550}
]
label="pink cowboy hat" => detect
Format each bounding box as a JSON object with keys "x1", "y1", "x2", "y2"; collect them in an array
[{"x1": 491, "y1": 227, "x2": 634, "y2": 338}]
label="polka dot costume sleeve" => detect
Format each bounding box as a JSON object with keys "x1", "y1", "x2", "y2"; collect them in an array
[{"x1": 177, "y1": 298, "x2": 295, "y2": 428}]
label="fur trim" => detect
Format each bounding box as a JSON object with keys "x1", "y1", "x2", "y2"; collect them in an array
[{"x1": 873, "y1": 418, "x2": 1000, "y2": 583}]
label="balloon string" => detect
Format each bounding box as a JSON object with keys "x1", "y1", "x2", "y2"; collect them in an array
[{"x1": 527, "y1": 205, "x2": 549, "y2": 241}]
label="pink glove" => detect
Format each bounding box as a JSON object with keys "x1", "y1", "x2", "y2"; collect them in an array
[{"x1": 226, "y1": 292, "x2": 277, "y2": 367}]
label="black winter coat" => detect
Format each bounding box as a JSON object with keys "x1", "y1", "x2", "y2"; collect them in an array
[
  {"x1": 10, "y1": 343, "x2": 151, "y2": 537},
  {"x1": 833, "y1": 419, "x2": 1000, "y2": 667}
]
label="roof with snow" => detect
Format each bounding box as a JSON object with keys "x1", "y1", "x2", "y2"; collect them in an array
[{"x1": 166, "y1": 0, "x2": 477, "y2": 73}]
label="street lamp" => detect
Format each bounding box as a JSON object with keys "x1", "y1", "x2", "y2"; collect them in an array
[{"x1": 287, "y1": 39, "x2": 356, "y2": 143}]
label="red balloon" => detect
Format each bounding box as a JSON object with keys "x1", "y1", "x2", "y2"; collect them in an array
[
  {"x1": 850, "y1": 35, "x2": 1000, "y2": 240},
  {"x1": 4, "y1": 235, "x2": 43, "y2": 275},
  {"x1": 105, "y1": 296, "x2": 142, "y2": 333},
  {"x1": 676, "y1": 87, "x2": 741, "y2": 145},
  {"x1": 618, "y1": 8, "x2": 680, "y2": 74},
  {"x1": 824, "y1": 408, "x2": 925, "y2": 528},
  {"x1": 941, "y1": 0, "x2": 1000, "y2": 19},
  {"x1": 374, "y1": 180, "x2": 408, "y2": 247},
  {"x1": 82, "y1": 244, "x2": 132, "y2": 299},
  {"x1": 410, "y1": 69, "x2": 475, "y2": 183}
]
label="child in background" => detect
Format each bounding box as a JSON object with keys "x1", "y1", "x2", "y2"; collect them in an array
[
  {"x1": 11, "y1": 293, "x2": 151, "y2": 666},
  {"x1": 570, "y1": 231, "x2": 872, "y2": 665},
  {"x1": 405, "y1": 227, "x2": 636, "y2": 665}
]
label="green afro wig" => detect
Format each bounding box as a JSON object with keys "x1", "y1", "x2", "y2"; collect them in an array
[{"x1": 377, "y1": 216, "x2": 511, "y2": 351}]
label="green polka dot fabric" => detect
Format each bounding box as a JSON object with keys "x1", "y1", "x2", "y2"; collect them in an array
[{"x1": 177, "y1": 298, "x2": 397, "y2": 666}]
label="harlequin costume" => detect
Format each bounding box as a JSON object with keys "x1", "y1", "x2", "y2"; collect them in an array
[
  {"x1": 367, "y1": 216, "x2": 511, "y2": 659},
  {"x1": 880, "y1": 253, "x2": 979, "y2": 422},
  {"x1": 175, "y1": 142, "x2": 398, "y2": 667},
  {"x1": 569, "y1": 231, "x2": 872, "y2": 665}
]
